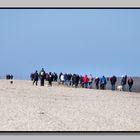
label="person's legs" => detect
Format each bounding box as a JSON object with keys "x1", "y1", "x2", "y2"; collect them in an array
[
  {"x1": 42, "y1": 79, "x2": 44, "y2": 86},
  {"x1": 89, "y1": 82, "x2": 92, "y2": 89},
  {"x1": 35, "y1": 80, "x2": 38, "y2": 86},
  {"x1": 68, "y1": 80, "x2": 70, "y2": 87},
  {"x1": 129, "y1": 86, "x2": 131, "y2": 92},
  {"x1": 33, "y1": 80, "x2": 35, "y2": 85},
  {"x1": 95, "y1": 84, "x2": 97, "y2": 89},
  {"x1": 113, "y1": 84, "x2": 115, "y2": 90},
  {"x1": 129, "y1": 85, "x2": 132, "y2": 92},
  {"x1": 100, "y1": 84, "x2": 102, "y2": 89},
  {"x1": 102, "y1": 84, "x2": 105, "y2": 90},
  {"x1": 101, "y1": 84, "x2": 103, "y2": 89},
  {"x1": 67, "y1": 80, "x2": 69, "y2": 86},
  {"x1": 96, "y1": 83, "x2": 99, "y2": 89},
  {"x1": 50, "y1": 81, "x2": 52, "y2": 86},
  {"x1": 48, "y1": 80, "x2": 50, "y2": 86},
  {"x1": 88, "y1": 82, "x2": 90, "y2": 88},
  {"x1": 75, "y1": 82, "x2": 77, "y2": 88},
  {"x1": 41, "y1": 78, "x2": 44, "y2": 86},
  {"x1": 112, "y1": 84, "x2": 115, "y2": 90},
  {"x1": 84, "y1": 83, "x2": 86, "y2": 88},
  {"x1": 86, "y1": 83, "x2": 88, "y2": 88},
  {"x1": 111, "y1": 84, "x2": 113, "y2": 90}
]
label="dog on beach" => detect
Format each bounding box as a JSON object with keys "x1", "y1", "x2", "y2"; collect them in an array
[{"x1": 117, "y1": 85, "x2": 122, "y2": 91}]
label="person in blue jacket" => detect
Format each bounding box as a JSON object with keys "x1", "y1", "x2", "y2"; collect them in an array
[{"x1": 100, "y1": 76, "x2": 107, "y2": 90}]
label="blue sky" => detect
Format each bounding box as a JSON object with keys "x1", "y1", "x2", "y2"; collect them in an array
[{"x1": 0, "y1": 9, "x2": 140, "y2": 79}]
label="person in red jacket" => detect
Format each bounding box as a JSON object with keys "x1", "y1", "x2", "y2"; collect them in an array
[
  {"x1": 83, "y1": 75, "x2": 89, "y2": 88},
  {"x1": 128, "y1": 77, "x2": 134, "y2": 92}
]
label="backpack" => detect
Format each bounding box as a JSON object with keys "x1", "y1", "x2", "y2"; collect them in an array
[{"x1": 41, "y1": 72, "x2": 44, "y2": 76}]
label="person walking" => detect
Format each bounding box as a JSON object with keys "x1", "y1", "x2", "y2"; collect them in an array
[
  {"x1": 100, "y1": 76, "x2": 107, "y2": 90},
  {"x1": 83, "y1": 75, "x2": 89, "y2": 88},
  {"x1": 128, "y1": 77, "x2": 134, "y2": 92},
  {"x1": 94, "y1": 77, "x2": 100, "y2": 89},
  {"x1": 48, "y1": 72, "x2": 53, "y2": 86},
  {"x1": 60, "y1": 73, "x2": 64, "y2": 85},
  {"x1": 88, "y1": 74, "x2": 93, "y2": 89},
  {"x1": 39, "y1": 68, "x2": 46, "y2": 86},
  {"x1": 121, "y1": 75, "x2": 127, "y2": 91},
  {"x1": 79, "y1": 75, "x2": 84, "y2": 88},
  {"x1": 75, "y1": 74, "x2": 80, "y2": 88},
  {"x1": 33, "y1": 70, "x2": 39, "y2": 86},
  {"x1": 110, "y1": 75, "x2": 117, "y2": 91}
]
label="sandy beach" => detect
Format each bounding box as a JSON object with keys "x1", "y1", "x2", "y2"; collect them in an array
[{"x1": 0, "y1": 79, "x2": 140, "y2": 131}]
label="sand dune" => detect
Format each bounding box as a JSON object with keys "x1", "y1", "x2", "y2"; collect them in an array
[{"x1": 0, "y1": 80, "x2": 140, "y2": 131}]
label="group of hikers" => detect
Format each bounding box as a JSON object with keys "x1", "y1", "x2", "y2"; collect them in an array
[
  {"x1": 5, "y1": 74, "x2": 14, "y2": 84},
  {"x1": 6, "y1": 74, "x2": 13, "y2": 80},
  {"x1": 30, "y1": 68, "x2": 134, "y2": 92},
  {"x1": 30, "y1": 68, "x2": 57, "y2": 87}
]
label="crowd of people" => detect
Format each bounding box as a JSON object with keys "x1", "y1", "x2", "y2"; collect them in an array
[
  {"x1": 2, "y1": 69, "x2": 134, "y2": 92},
  {"x1": 30, "y1": 68, "x2": 134, "y2": 92}
]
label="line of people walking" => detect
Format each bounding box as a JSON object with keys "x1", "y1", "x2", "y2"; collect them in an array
[
  {"x1": 31, "y1": 68, "x2": 57, "y2": 87},
  {"x1": 30, "y1": 68, "x2": 134, "y2": 92}
]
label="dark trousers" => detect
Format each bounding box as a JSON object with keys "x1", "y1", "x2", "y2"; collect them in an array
[
  {"x1": 95, "y1": 83, "x2": 99, "y2": 89},
  {"x1": 33, "y1": 80, "x2": 38, "y2": 86},
  {"x1": 111, "y1": 84, "x2": 115, "y2": 91},
  {"x1": 75, "y1": 82, "x2": 78, "y2": 88},
  {"x1": 122, "y1": 84, "x2": 126, "y2": 91},
  {"x1": 84, "y1": 83, "x2": 88, "y2": 88},
  {"x1": 48, "y1": 80, "x2": 52, "y2": 86},
  {"x1": 100, "y1": 84, "x2": 105, "y2": 90},
  {"x1": 40, "y1": 78, "x2": 45, "y2": 86},
  {"x1": 128, "y1": 85, "x2": 132, "y2": 92}
]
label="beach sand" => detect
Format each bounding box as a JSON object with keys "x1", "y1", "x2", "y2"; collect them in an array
[{"x1": 0, "y1": 80, "x2": 140, "y2": 131}]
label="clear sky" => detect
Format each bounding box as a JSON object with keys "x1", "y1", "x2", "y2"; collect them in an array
[{"x1": 0, "y1": 9, "x2": 140, "y2": 79}]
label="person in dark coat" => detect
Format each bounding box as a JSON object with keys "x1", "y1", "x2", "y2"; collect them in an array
[
  {"x1": 121, "y1": 75, "x2": 127, "y2": 91},
  {"x1": 33, "y1": 70, "x2": 39, "y2": 86},
  {"x1": 6, "y1": 74, "x2": 10, "y2": 80},
  {"x1": 79, "y1": 75, "x2": 84, "y2": 88},
  {"x1": 67, "y1": 74, "x2": 71, "y2": 86},
  {"x1": 94, "y1": 77, "x2": 100, "y2": 89},
  {"x1": 48, "y1": 72, "x2": 53, "y2": 86},
  {"x1": 39, "y1": 68, "x2": 46, "y2": 86},
  {"x1": 75, "y1": 74, "x2": 80, "y2": 88},
  {"x1": 128, "y1": 77, "x2": 134, "y2": 92},
  {"x1": 110, "y1": 75, "x2": 117, "y2": 91},
  {"x1": 53, "y1": 72, "x2": 58, "y2": 82}
]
